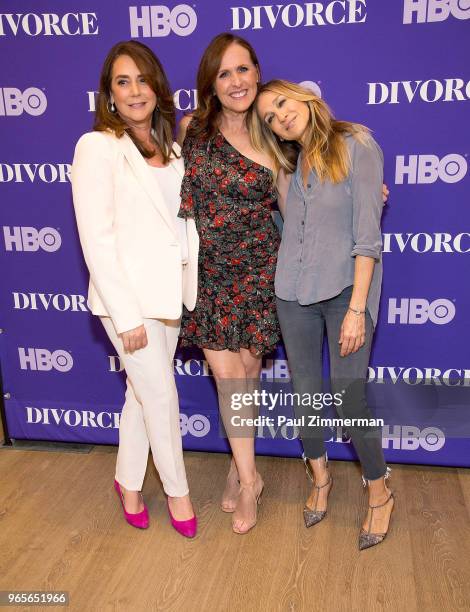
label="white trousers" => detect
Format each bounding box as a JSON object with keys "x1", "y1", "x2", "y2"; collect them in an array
[{"x1": 100, "y1": 316, "x2": 189, "y2": 497}]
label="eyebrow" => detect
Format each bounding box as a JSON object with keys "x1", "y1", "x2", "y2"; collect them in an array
[
  {"x1": 263, "y1": 95, "x2": 280, "y2": 119},
  {"x1": 218, "y1": 64, "x2": 250, "y2": 73},
  {"x1": 114, "y1": 74, "x2": 144, "y2": 79}
]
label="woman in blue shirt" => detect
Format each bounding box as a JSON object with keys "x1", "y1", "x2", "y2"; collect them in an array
[{"x1": 252, "y1": 79, "x2": 393, "y2": 550}]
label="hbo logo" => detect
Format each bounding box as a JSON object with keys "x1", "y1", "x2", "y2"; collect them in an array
[
  {"x1": 129, "y1": 5, "x2": 197, "y2": 37},
  {"x1": 0, "y1": 87, "x2": 47, "y2": 116},
  {"x1": 395, "y1": 154, "x2": 467, "y2": 184},
  {"x1": 388, "y1": 298, "x2": 456, "y2": 325},
  {"x1": 19, "y1": 348, "x2": 74, "y2": 372},
  {"x1": 404, "y1": 0, "x2": 470, "y2": 23},
  {"x1": 180, "y1": 413, "x2": 210, "y2": 437},
  {"x1": 383, "y1": 426, "x2": 445, "y2": 452},
  {"x1": 3, "y1": 226, "x2": 61, "y2": 252}
]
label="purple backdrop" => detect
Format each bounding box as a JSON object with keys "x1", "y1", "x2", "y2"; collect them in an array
[{"x1": 1, "y1": 0, "x2": 469, "y2": 467}]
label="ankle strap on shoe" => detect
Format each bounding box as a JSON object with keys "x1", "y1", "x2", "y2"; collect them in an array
[
  {"x1": 313, "y1": 474, "x2": 332, "y2": 490},
  {"x1": 368, "y1": 491, "x2": 393, "y2": 510}
]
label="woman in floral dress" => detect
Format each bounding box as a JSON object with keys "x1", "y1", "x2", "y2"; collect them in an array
[
  {"x1": 178, "y1": 132, "x2": 280, "y2": 354},
  {"x1": 177, "y1": 33, "x2": 280, "y2": 534}
]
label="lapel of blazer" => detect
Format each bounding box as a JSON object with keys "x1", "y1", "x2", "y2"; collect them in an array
[
  {"x1": 118, "y1": 132, "x2": 178, "y2": 239},
  {"x1": 171, "y1": 142, "x2": 185, "y2": 180}
]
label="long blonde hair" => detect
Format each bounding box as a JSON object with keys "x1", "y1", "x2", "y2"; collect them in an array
[{"x1": 250, "y1": 79, "x2": 370, "y2": 183}]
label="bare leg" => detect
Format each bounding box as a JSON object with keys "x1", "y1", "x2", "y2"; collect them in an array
[
  {"x1": 220, "y1": 349, "x2": 263, "y2": 513},
  {"x1": 203, "y1": 348, "x2": 263, "y2": 533},
  {"x1": 232, "y1": 349, "x2": 264, "y2": 533},
  {"x1": 221, "y1": 456, "x2": 239, "y2": 513}
]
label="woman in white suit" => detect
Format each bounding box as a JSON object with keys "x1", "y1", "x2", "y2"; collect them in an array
[{"x1": 71, "y1": 41, "x2": 198, "y2": 537}]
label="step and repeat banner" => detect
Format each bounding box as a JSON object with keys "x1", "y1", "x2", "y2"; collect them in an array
[{"x1": 1, "y1": 1, "x2": 469, "y2": 466}]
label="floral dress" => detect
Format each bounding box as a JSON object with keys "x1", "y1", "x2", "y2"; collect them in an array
[{"x1": 177, "y1": 131, "x2": 281, "y2": 355}]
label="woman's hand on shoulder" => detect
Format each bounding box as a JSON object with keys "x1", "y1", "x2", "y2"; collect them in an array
[
  {"x1": 176, "y1": 114, "x2": 193, "y2": 147},
  {"x1": 382, "y1": 183, "x2": 389, "y2": 204},
  {"x1": 120, "y1": 324, "x2": 148, "y2": 354}
]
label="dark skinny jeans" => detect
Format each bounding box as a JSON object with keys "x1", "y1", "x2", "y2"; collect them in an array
[{"x1": 276, "y1": 286, "x2": 387, "y2": 481}]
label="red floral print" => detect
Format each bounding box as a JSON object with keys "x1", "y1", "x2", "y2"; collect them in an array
[{"x1": 178, "y1": 131, "x2": 281, "y2": 355}]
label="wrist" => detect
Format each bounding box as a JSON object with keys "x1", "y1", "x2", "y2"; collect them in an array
[{"x1": 348, "y1": 305, "x2": 366, "y2": 316}]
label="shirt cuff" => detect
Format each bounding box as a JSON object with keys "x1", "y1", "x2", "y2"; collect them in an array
[{"x1": 351, "y1": 245, "x2": 381, "y2": 260}]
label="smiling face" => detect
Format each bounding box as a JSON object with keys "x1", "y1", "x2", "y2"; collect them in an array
[
  {"x1": 213, "y1": 43, "x2": 260, "y2": 114},
  {"x1": 109, "y1": 54, "x2": 157, "y2": 128},
  {"x1": 257, "y1": 89, "x2": 311, "y2": 143}
]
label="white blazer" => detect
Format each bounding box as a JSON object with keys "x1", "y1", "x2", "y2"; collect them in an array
[{"x1": 71, "y1": 130, "x2": 199, "y2": 334}]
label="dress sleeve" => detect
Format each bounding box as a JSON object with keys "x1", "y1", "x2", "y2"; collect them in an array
[
  {"x1": 178, "y1": 134, "x2": 197, "y2": 221},
  {"x1": 350, "y1": 135, "x2": 384, "y2": 261}
]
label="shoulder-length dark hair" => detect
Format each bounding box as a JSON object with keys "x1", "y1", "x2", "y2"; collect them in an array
[
  {"x1": 94, "y1": 40, "x2": 176, "y2": 163},
  {"x1": 188, "y1": 33, "x2": 261, "y2": 140}
]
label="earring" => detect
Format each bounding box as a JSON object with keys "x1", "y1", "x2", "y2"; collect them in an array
[{"x1": 107, "y1": 99, "x2": 116, "y2": 113}]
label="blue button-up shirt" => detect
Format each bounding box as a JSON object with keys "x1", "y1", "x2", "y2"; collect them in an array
[{"x1": 275, "y1": 133, "x2": 384, "y2": 327}]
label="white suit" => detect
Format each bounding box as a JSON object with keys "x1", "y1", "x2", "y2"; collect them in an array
[{"x1": 72, "y1": 130, "x2": 198, "y2": 495}]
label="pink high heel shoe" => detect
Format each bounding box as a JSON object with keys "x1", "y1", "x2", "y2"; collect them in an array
[
  {"x1": 167, "y1": 499, "x2": 197, "y2": 538},
  {"x1": 114, "y1": 480, "x2": 149, "y2": 529}
]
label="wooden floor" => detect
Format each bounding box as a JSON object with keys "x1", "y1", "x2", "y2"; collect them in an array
[{"x1": 1, "y1": 442, "x2": 470, "y2": 612}]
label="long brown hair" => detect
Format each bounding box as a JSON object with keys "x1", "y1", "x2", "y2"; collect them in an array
[
  {"x1": 94, "y1": 40, "x2": 176, "y2": 163},
  {"x1": 188, "y1": 33, "x2": 261, "y2": 140},
  {"x1": 251, "y1": 80, "x2": 370, "y2": 184}
]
